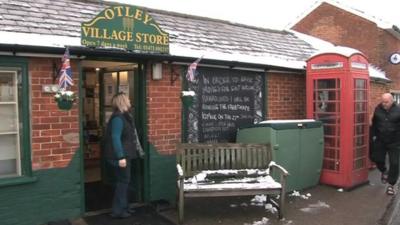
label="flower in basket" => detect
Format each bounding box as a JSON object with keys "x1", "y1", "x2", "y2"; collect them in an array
[
  {"x1": 54, "y1": 90, "x2": 76, "y2": 102},
  {"x1": 54, "y1": 90, "x2": 76, "y2": 110},
  {"x1": 181, "y1": 90, "x2": 196, "y2": 97}
]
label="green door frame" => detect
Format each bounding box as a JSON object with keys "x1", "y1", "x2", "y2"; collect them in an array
[
  {"x1": 135, "y1": 61, "x2": 150, "y2": 202},
  {"x1": 78, "y1": 58, "x2": 150, "y2": 212},
  {"x1": 78, "y1": 60, "x2": 85, "y2": 214}
]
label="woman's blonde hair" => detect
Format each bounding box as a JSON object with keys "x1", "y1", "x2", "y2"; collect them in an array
[{"x1": 111, "y1": 92, "x2": 131, "y2": 112}]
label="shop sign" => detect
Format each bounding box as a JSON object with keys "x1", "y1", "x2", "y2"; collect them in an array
[
  {"x1": 81, "y1": 5, "x2": 169, "y2": 53},
  {"x1": 311, "y1": 62, "x2": 343, "y2": 70},
  {"x1": 351, "y1": 62, "x2": 367, "y2": 69}
]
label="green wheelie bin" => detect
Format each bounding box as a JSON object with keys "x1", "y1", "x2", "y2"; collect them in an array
[{"x1": 236, "y1": 119, "x2": 324, "y2": 192}]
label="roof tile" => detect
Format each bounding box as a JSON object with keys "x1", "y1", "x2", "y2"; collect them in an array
[{"x1": 0, "y1": 0, "x2": 315, "y2": 62}]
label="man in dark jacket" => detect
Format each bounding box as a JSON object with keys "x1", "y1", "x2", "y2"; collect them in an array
[{"x1": 371, "y1": 93, "x2": 400, "y2": 195}]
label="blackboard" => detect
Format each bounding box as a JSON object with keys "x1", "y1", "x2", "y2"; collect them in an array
[{"x1": 185, "y1": 67, "x2": 263, "y2": 143}]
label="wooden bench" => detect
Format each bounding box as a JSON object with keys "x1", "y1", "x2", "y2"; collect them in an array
[{"x1": 176, "y1": 143, "x2": 289, "y2": 224}]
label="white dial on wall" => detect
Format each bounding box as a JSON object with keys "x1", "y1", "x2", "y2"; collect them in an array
[
  {"x1": 389, "y1": 52, "x2": 400, "y2": 65},
  {"x1": 51, "y1": 85, "x2": 59, "y2": 92}
]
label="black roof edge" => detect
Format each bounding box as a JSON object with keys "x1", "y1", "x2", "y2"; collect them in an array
[
  {"x1": 0, "y1": 44, "x2": 305, "y2": 73},
  {"x1": 392, "y1": 25, "x2": 400, "y2": 34},
  {"x1": 370, "y1": 76, "x2": 392, "y2": 84}
]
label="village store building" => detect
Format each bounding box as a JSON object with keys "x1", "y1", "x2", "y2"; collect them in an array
[
  {"x1": 289, "y1": 0, "x2": 399, "y2": 114},
  {"x1": 0, "y1": 0, "x2": 386, "y2": 224}
]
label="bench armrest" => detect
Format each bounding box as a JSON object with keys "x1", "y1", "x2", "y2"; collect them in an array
[
  {"x1": 268, "y1": 161, "x2": 289, "y2": 176},
  {"x1": 177, "y1": 164, "x2": 184, "y2": 179},
  {"x1": 268, "y1": 161, "x2": 289, "y2": 194}
]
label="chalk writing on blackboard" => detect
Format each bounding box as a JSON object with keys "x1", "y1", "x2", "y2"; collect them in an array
[{"x1": 185, "y1": 67, "x2": 263, "y2": 143}]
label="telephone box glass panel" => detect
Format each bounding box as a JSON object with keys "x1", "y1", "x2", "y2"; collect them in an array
[
  {"x1": 313, "y1": 79, "x2": 341, "y2": 172},
  {"x1": 353, "y1": 79, "x2": 368, "y2": 170}
]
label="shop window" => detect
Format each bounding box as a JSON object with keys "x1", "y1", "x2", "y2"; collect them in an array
[
  {"x1": 0, "y1": 59, "x2": 35, "y2": 186},
  {"x1": 0, "y1": 71, "x2": 20, "y2": 177}
]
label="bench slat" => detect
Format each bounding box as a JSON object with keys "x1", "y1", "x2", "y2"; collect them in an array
[{"x1": 177, "y1": 144, "x2": 271, "y2": 177}]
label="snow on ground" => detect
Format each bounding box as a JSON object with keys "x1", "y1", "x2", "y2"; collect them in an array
[
  {"x1": 289, "y1": 190, "x2": 312, "y2": 199},
  {"x1": 300, "y1": 200, "x2": 330, "y2": 213},
  {"x1": 251, "y1": 194, "x2": 267, "y2": 206},
  {"x1": 239, "y1": 190, "x2": 312, "y2": 225},
  {"x1": 282, "y1": 220, "x2": 293, "y2": 225},
  {"x1": 240, "y1": 202, "x2": 249, "y2": 207},
  {"x1": 249, "y1": 195, "x2": 278, "y2": 214},
  {"x1": 264, "y1": 203, "x2": 278, "y2": 214},
  {"x1": 243, "y1": 217, "x2": 269, "y2": 225}
]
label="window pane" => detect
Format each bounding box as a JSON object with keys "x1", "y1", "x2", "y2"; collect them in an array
[
  {"x1": 355, "y1": 79, "x2": 366, "y2": 89},
  {"x1": 355, "y1": 102, "x2": 367, "y2": 112},
  {"x1": 392, "y1": 93, "x2": 400, "y2": 104},
  {"x1": 0, "y1": 104, "x2": 18, "y2": 133},
  {"x1": 355, "y1": 113, "x2": 366, "y2": 123},
  {"x1": 0, "y1": 70, "x2": 20, "y2": 178},
  {"x1": 317, "y1": 79, "x2": 336, "y2": 89},
  {"x1": 355, "y1": 124, "x2": 366, "y2": 135},
  {"x1": 0, "y1": 72, "x2": 16, "y2": 102},
  {"x1": 355, "y1": 90, "x2": 366, "y2": 101},
  {"x1": 0, "y1": 135, "x2": 18, "y2": 177}
]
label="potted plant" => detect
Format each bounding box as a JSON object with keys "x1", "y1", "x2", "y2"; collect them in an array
[
  {"x1": 181, "y1": 90, "x2": 195, "y2": 107},
  {"x1": 54, "y1": 90, "x2": 76, "y2": 110}
]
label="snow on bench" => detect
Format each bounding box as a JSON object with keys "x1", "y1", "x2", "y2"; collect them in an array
[{"x1": 176, "y1": 143, "x2": 289, "y2": 224}]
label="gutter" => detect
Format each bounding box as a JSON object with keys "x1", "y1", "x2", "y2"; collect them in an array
[
  {"x1": 370, "y1": 77, "x2": 392, "y2": 84},
  {"x1": 0, "y1": 43, "x2": 305, "y2": 73}
]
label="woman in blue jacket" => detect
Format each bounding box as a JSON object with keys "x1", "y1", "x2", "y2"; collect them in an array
[{"x1": 103, "y1": 92, "x2": 144, "y2": 218}]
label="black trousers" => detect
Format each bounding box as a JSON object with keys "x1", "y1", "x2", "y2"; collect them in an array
[
  {"x1": 108, "y1": 159, "x2": 132, "y2": 216},
  {"x1": 370, "y1": 141, "x2": 400, "y2": 185}
]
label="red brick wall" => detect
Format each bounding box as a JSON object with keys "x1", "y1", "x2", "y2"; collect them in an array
[
  {"x1": 30, "y1": 58, "x2": 79, "y2": 170},
  {"x1": 291, "y1": 2, "x2": 400, "y2": 115},
  {"x1": 381, "y1": 33, "x2": 400, "y2": 90},
  {"x1": 147, "y1": 63, "x2": 181, "y2": 154},
  {"x1": 369, "y1": 81, "x2": 390, "y2": 121},
  {"x1": 292, "y1": 3, "x2": 380, "y2": 63},
  {"x1": 267, "y1": 72, "x2": 306, "y2": 119}
]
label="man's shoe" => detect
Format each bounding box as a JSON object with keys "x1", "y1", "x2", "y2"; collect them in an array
[
  {"x1": 110, "y1": 212, "x2": 132, "y2": 219},
  {"x1": 387, "y1": 185, "x2": 396, "y2": 195}
]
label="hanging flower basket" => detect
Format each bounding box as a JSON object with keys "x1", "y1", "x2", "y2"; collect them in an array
[
  {"x1": 54, "y1": 90, "x2": 76, "y2": 111},
  {"x1": 181, "y1": 91, "x2": 195, "y2": 107},
  {"x1": 57, "y1": 99, "x2": 74, "y2": 110}
]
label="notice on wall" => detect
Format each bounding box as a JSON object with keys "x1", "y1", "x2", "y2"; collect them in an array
[
  {"x1": 185, "y1": 67, "x2": 263, "y2": 143},
  {"x1": 104, "y1": 73, "x2": 115, "y2": 106}
]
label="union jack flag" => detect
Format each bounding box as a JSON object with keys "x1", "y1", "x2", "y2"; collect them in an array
[
  {"x1": 58, "y1": 48, "x2": 74, "y2": 90},
  {"x1": 186, "y1": 56, "x2": 202, "y2": 82}
]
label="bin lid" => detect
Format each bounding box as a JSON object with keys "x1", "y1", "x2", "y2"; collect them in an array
[{"x1": 240, "y1": 119, "x2": 322, "y2": 130}]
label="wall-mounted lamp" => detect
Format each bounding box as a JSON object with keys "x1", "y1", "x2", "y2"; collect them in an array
[{"x1": 152, "y1": 63, "x2": 163, "y2": 80}]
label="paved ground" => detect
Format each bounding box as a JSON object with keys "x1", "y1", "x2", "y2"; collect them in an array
[
  {"x1": 83, "y1": 206, "x2": 174, "y2": 225},
  {"x1": 71, "y1": 168, "x2": 396, "y2": 225},
  {"x1": 386, "y1": 185, "x2": 400, "y2": 225},
  {"x1": 160, "y1": 169, "x2": 395, "y2": 225}
]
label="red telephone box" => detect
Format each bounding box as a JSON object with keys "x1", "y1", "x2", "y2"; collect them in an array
[{"x1": 306, "y1": 48, "x2": 370, "y2": 189}]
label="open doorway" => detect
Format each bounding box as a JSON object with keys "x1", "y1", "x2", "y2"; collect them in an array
[{"x1": 81, "y1": 60, "x2": 141, "y2": 212}]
